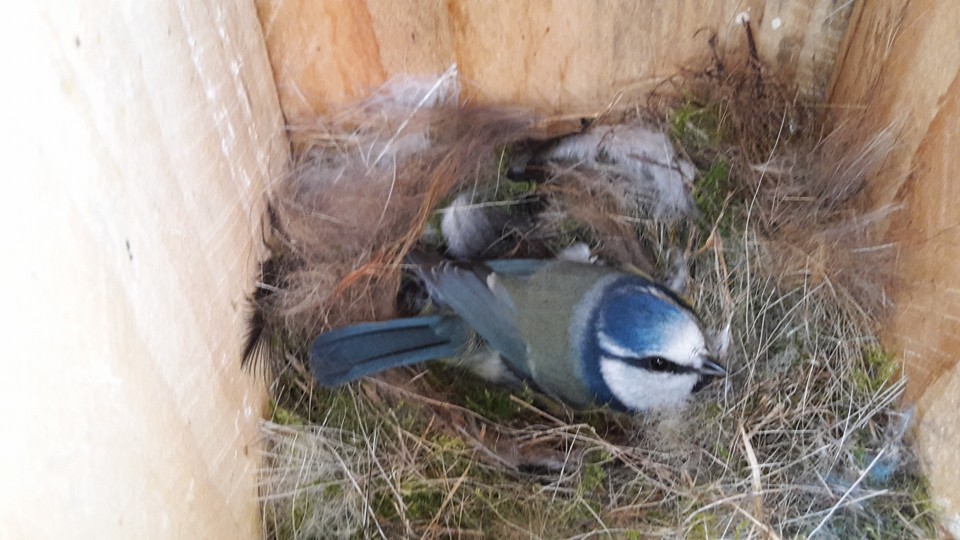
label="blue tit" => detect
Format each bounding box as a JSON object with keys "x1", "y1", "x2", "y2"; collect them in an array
[{"x1": 309, "y1": 251, "x2": 726, "y2": 412}]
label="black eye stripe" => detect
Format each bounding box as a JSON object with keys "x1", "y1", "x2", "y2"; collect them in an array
[{"x1": 622, "y1": 356, "x2": 697, "y2": 375}]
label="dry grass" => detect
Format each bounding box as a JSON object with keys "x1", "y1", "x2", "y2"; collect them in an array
[{"x1": 249, "y1": 48, "x2": 939, "y2": 539}]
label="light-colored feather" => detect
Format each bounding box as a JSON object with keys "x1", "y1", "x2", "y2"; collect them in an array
[{"x1": 542, "y1": 123, "x2": 696, "y2": 220}]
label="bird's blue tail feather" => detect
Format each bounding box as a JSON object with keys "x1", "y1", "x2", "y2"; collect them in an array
[{"x1": 309, "y1": 315, "x2": 470, "y2": 387}]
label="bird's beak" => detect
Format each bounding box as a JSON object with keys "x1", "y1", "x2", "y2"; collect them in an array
[
  {"x1": 699, "y1": 357, "x2": 727, "y2": 378},
  {"x1": 692, "y1": 356, "x2": 726, "y2": 393}
]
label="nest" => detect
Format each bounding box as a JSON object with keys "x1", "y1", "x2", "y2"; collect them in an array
[{"x1": 247, "y1": 41, "x2": 939, "y2": 539}]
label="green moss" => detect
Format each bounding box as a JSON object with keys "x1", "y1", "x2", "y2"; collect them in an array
[
  {"x1": 307, "y1": 386, "x2": 364, "y2": 428},
  {"x1": 405, "y1": 486, "x2": 447, "y2": 521},
  {"x1": 852, "y1": 345, "x2": 899, "y2": 395},
  {"x1": 580, "y1": 450, "x2": 611, "y2": 493},
  {"x1": 426, "y1": 364, "x2": 532, "y2": 422},
  {"x1": 465, "y1": 387, "x2": 525, "y2": 422},
  {"x1": 713, "y1": 440, "x2": 731, "y2": 462},
  {"x1": 670, "y1": 100, "x2": 725, "y2": 149},
  {"x1": 501, "y1": 178, "x2": 539, "y2": 199},
  {"x1": 372, "y1": 490, "x2": 399, "y2": 522},
  {"x1": 731, "y1": 517, "x2": 751, "y2": 539},
  {"x1": 703, "y1": 401, "x2": 723, "y2": 420},
  {"x1": 682, "y1": 512, "x2": 722, "y2": 540},
  {"x1": 269, "y1": 402, "x2": 307, "y2": 426},
  {"x1": 693, "y1": 158, "x2": 731, "y2": 226}
]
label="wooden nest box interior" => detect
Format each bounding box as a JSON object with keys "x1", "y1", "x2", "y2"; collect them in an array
[{"x1": 5, "y1": 1, "x2": 958, "y2": 538}]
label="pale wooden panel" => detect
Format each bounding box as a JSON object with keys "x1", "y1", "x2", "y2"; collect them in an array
[
  {"x1": 829, "y1": 0, "x2": 960, "y2": 532},
  {"x1": 257, "y1": 0, "x2": 853, "y2": 123},
  {"x1": 0, "y1": 1, "x2": 286, "y2": 538}
]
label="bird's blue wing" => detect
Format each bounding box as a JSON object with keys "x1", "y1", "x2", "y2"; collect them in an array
[
  {"x1": 407, "y1": 252, "x2": 532, "y2": 372},
  {"x1": 309, "y1": 315, "x2": 470, "y2": 387}
]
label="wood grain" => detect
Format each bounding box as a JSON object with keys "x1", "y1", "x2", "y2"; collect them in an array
[
  {"x1": 256, "y1": 0, "x2": 853, "y2": 122},
  {"x1": 0, "y1": 2, "x2": 286, "y2": 538},
  {"x1": 829, "y1": 0, "x2": 960, "y2": 532}
]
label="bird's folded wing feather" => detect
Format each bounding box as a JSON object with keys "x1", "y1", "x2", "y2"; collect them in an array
[{"x1": 408, "y1": 253, "x2": 538, "y2": 374}]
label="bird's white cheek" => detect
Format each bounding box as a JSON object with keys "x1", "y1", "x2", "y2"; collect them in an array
[{"x1": 599, "y1": 358, "x2": 698, "y2": 412}]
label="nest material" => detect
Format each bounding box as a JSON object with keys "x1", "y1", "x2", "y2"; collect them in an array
[
  {"x1": 245, "y1": 105, "x2": 546, "y2": 373},
  {"x1": 249, "y1": 47, "x2": 939, "y2": 539}
]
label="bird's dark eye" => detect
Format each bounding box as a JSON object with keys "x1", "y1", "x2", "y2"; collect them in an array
[
  {"x1": 648, "y1": 357, "x2": 669, "y2": 372},
  {"x1": 622, "y1": 355, "x2": 693, "y2": 374}
]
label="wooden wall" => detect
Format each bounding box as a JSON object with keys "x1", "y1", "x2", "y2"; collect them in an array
[
  {"x1": 829, "y1": 1, "x2": 960, "y2": 533},
  {"x1": 6, "y1": 1, "x2": 956, "y2": 538},
  {"x1": 256, "y1": 0, "x2": 853, "y2": 123},
  {"x1": 1, "y1": 2, "x2": 286, "y2": 538}
]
